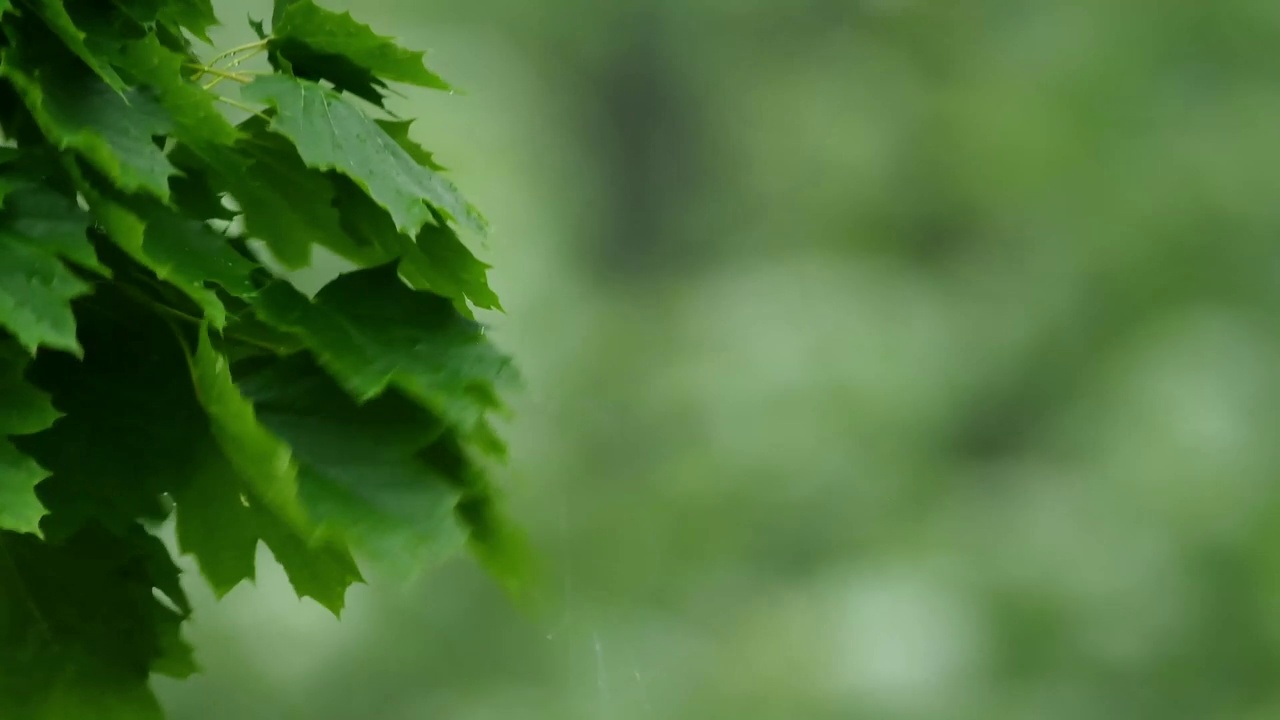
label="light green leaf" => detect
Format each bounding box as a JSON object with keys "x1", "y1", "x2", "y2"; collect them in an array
[
  {"x1": 188, "y1": 329, "x2": 362, "y2": 612},
  {"x1": 236, "y1": 353, "x2": 466, "y2": 575},
  {"x1": 172, "y1": 440, "x2": 259, "y2": 596},
  {"x1": 242, "y1": 74, "x2": 486, "y2": 235},
  {"x1": 377, "y1": 118, "x2": 447, "y2": 171},
  {"x1": 107, "y1": 33, "x2": 239, "y2": 147},
  {"x1": 273, "y1": 0, "x2": 451, "y2": 90}
]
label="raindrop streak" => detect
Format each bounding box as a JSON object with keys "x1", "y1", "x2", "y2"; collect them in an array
[{"x1": 595, "y1": 630, "x2": 612, "y2": 714}]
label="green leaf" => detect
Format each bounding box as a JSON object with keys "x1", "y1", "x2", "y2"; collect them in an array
[
  {"x1": 106, "y1": 33, "x2": 240, "y2": 148},
  {"x1": 158, "y1": 0, "x2": 218, "y2": 43},
  {"x1": 23, "y1": 0, "x2": 126, "y2": 90},
  {"x1": 377, "y1": 118, "x2": 447, "y2": 171},
  {"x1": 236, "y1": 353, "x2": 467, "y2": 574},
  {"x1": 0, "y1": 231, "x2": 91, "y2": 356},
  {"x1": 0, "y1": 342, "x2": 58, "y2": 534},
  {"x1": 414, "y1": 218, "x2": 502, "y2": 311},
  {"x1": 248, "y1": 14, "x2": 268, "y2": 40},
  {"x1": 332, "y1": 177, "x2": 500, "y2": 316},
  {"x1": 1, "y1": 182, "x2": 106, "y2": 274},
  {"x1": 177, "y1": 120, "x2": 352, "y2": 270},
  {"x1": 0, "y1": 180, "x2": 99, "y2": 356},
  {"x1": 77, "y1": 186, "x2": 232, "y2": 328},
  {"x1": 0, "y1": 0, "x2": 519, "y2": 707},
  {"x1": 187, "y1": 329, "x2": 362, "y2": 612},
  {"x1": 16, "y1": 287, "x2": 207, "y2": 540},
  {"x1": 268, "y1": 0, "x2": 451, "y2": 105},
  {"x1": 251, "y1": 264, "x2": 513, "y2": 440},
  {"x1": 141, "y1": 206, "x2": 261, "y2": 301},
  {"x1": 242, "y1": 74, "x2": 487, "y2": 235},
  {"x1": 0, "y1": 35, "x2": 177, "y2": 200},
  {"x1": 271, "y1": 0, "x2": 299, "y2": 27},
  {"x1": 0, "y1": 524, "x2": 185, "y2": 719},
  {"x1": 104, "y1": 0, "x2": 218, "y2": 44},
  {"x1": 274, "y1": 0, "x2": 451, "y2": 89},
  {"x1": 170, "y1": 165, "x2": 236, "y2": 222},
  {"x1": 171, "y1": 439, "x2": 259, "y2": 596}
]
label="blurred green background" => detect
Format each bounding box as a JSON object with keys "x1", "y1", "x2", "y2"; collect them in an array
[{"x1": 157, "y1": 1, "x2": 1280, "y2": 718}]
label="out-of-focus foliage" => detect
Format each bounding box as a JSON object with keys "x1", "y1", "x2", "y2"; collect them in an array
[{"x1": 162, "y1": 1, "x2": 1280, "y2": 719}]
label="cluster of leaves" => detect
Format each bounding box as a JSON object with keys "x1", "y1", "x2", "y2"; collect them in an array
[{"x1": 0, "y1": 0, "x2": 522, "y2": 716}]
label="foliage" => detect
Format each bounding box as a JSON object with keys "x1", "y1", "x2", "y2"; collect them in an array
[{"x1": 0, "y1": 0, "x2": 522, "y2": 716}]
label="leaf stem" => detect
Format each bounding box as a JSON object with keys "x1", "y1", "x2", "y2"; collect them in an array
[
  {"x1": 199, "y1": 46, "x2": 268, "y2": 90},
  {"x1": 207, "y1": 38, "x2": 270, "y2": 66},
  {"x1": 117, "y1": 282, "x2": 288, "y2": 355},
  {"x1": 214, "y1": 96, "x2": 269, "y2": 120},
  {"x1": 189, "y1": 65, "x2": 255, "y2": 84}
]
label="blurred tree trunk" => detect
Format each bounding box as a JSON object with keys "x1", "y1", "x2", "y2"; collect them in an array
[{"x1": 584, "y1": 11, "x2": 709, "y2": 281}]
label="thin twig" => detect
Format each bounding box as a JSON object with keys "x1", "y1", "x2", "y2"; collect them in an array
[
  {"x1": 206, "y1": 38, "x2": 270, "y2": 66},
  {"x1": 201, "y1": 46, "x2": 268, "y2": 90},
  {"x1": 191, "y1": 65, "x2": 255, "y2": 84}
]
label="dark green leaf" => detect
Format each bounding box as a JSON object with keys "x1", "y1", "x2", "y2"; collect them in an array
[
  {"x1": 23, "y1": 0, "x2": 126, "y2": 90},
  {"x1": 0, "y1": 35, "x2": 176, "y2": 200},
  {"x1": 0, "y1": 524, "x2": 185, "y2": 719},
  {"x1": 0, "y1": 232, "x2": 91, "y2": 356},
  {"x1": 1, "y1": 182, "x2": 105, "y2": 274},
  {"x1": 78, "y1": 186, "x2": 232, "y2": 328},
  {"x1": 251, "y1": 264, "x2": 513, "y2": 440},
  {"x1": 332, "y1": 177, "x2": 500, "y2": 316},
  {"x1": 16, "y1": 287, "x2": 205, "y2": 540},
  {"x1": 0, "y1": 341, "x2": 58, "y2": 534}
]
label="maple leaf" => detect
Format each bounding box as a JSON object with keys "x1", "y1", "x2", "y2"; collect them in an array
[
  {"x1": 331, "y1": 177, "x2": 500, "y2": 316},
  {"x1": 236, "y1": 352, "x2": 468, "y2": 575},
  {"x1": 22, "y1": 0, "x2": 126, "y2": 90},
  {"x1": 174, "y1": 120, "x2": 351, "y2": 270},
  {"x1": 0, "y1": 1, "x2": 520, "y2": 713},
  {"x1": 251, "y1": 264, "x2": 514, "y2": 440},
  {"x1": 0, "y1": 21, "x2": 177, "y2": 201},
  {"x1": 242, "y1": 74, "x2": 487, "y2": 235},
  {"x1": 0, "y1": 524, "x2": 191, "y2": 718},
  {"x1": 0, "y1": 179, "x2": 97, "y2": 355},
  {"x1": 267, "y1": 0, "x2": 451, "y2": 105},
  {"x1": 0, "y1": 341, "x2": 58, "y2": 534},
  {"x1": 187, "y1": 328, "x2": 363, "y2": 612}
]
